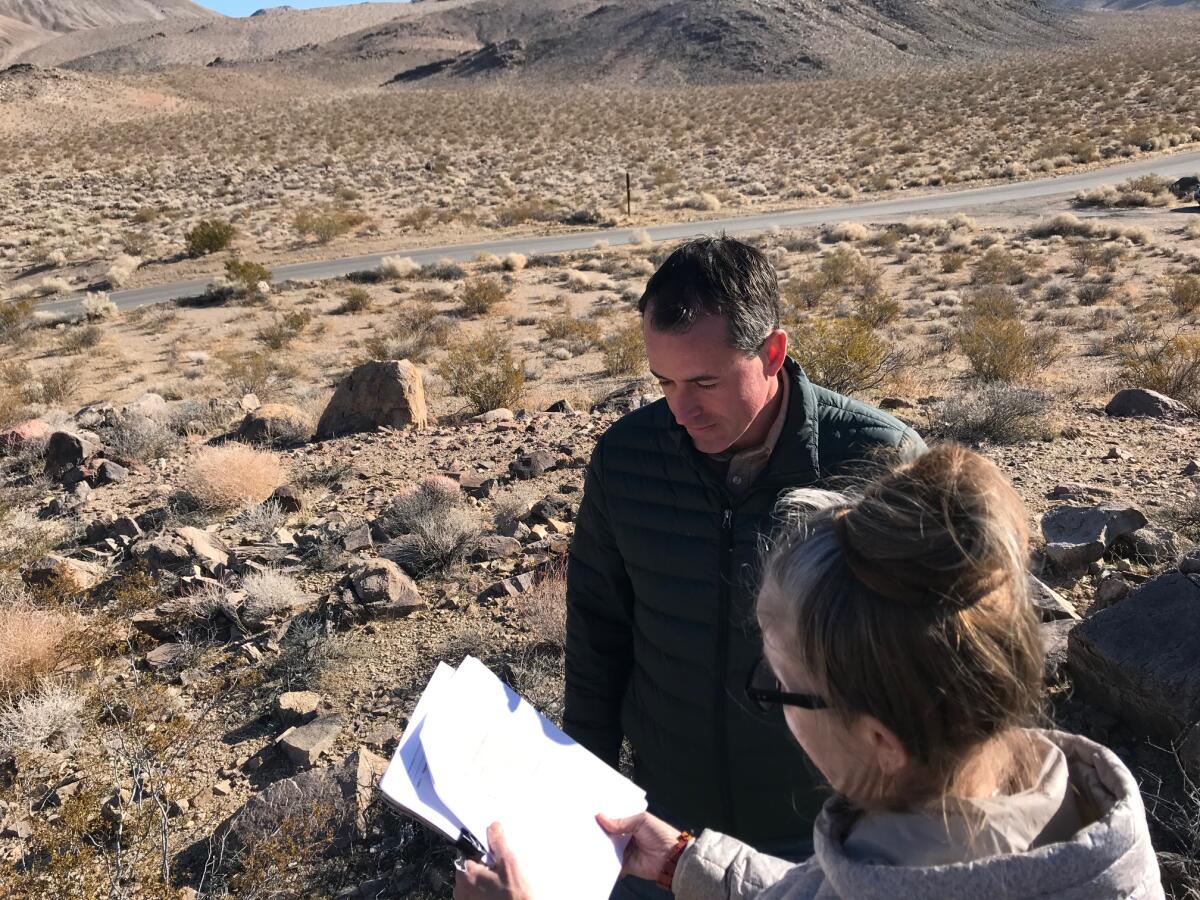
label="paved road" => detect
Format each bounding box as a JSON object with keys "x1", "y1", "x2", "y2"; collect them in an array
[{"x1": 40, "y1": 148, "x2": 1200, "y2": 317}]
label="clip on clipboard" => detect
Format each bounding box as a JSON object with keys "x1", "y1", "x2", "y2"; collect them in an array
[{"x1": 455, "y1": 827, "x2": 486, "y2": 863}]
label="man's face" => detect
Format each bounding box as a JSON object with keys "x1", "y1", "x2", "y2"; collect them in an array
[{"x1": 644, "y1": 314, "x2": 785, "y2": 454}]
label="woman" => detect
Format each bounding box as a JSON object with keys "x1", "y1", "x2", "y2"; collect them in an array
[{"x1": 456, "y1": 445, "x2": 1163, "y2": 900}]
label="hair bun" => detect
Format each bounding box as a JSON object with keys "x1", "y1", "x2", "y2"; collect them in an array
[{"x1": 829, "y1": 446, "x2": 1026, "y2": 614}]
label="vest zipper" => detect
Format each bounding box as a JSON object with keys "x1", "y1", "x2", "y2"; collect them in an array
[{"x1": 716, "y1": 505, "x2": 735, "y2": 832}]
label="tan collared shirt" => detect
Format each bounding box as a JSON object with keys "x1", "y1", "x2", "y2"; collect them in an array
[{"x1": 707, "y1": 373, "x2": 790, "y2": 501}]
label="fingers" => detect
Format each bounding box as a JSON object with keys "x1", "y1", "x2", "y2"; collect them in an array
[
  {"x1": 487, "y1": 821, "x2": 512, "y2": 862},
  {"x1": 596, "y1": 812, "x2": 645, "y2": 835},
  {"x1": 454, "y1": 861, "x2": 490, "y2": 898}
]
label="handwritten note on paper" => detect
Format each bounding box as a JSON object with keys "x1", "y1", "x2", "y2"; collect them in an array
[{"x1": 416, "y1": 657, "x2": 647, "y2": 900}]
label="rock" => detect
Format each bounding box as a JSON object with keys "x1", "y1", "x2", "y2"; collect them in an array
[
  {"x1": 144, "y1": 643, "x2": 188, "y2": 672},
  {"x1": 1045, "y1": 483, "x2": 1116, "y2": 503},
  {"x1": 1178, "y1": 546, "x2": 1200, "y2": 575},
  {"x1": 176, "y1": 526, "x2": 232, "y2": 576},
  {"x1": 121, "y1": 392, "x2": 169, "y2": 422},
  {"x1": 131, "y1": 609, "x2": 177, "y2": 642},
  {"x1": 43, "y1": 431, "x2": 98, "y2": 479},
  {"x1": 240, "y1": 393, "x2": 261, "y2": 412},
  {"x1": 237, "y1": 403, "x2": 314, "y2": 447},
  {"x1": 316, "y1": 360, "x2": 427, "y2": 438},
  {"x1": 212, "y1": 779, "x2": 233, "y2": 797},
  {"x1": 342, "y1": 524, "x2": 373, "y2": 553},
  {"x1": 593, "y1": 380, "x2": 661, "y2": 414},
  {"x1": 274, "y1": 691, "x2": 323, "y2": 726},
  {"x1": 359, "y1": 723, "x2": 399, "y2": 752},
  {"x1": 0, "y1": 419, "x2": 52, "y2": 456},
  {"x1": 279, "y1": 714, "x2": 344, "y2": 767},
  {"x1": 545, "y1": 399, "x2": 575, "y2": 414},
  {"x1": 22, "y1": 555, "x2": 105, "y2": 592},
  {"x1": 220, "y1": 747, "x2": 386, "y2": 854},
  {"x1": 1104, "y1": 388, "x2": 1191, "y2": 418},
  {"x1": 349, "y1": 558, "x2": 423, "y2": 614},
  {"x1": 1027, "y1": 575, "x2": 1079, "y2": 621},
  {"x1": 1102, "y1": 446, "x2": 1132, "y2": 461},
  {"x1": 1112, "y1": 525, "x2": 1184, "y2": 567},
  {"x1": 531, "y1": 494, "x2": 574, "y2": 522},
  {"x1": 132, "y1": 533, "x2": 193, "y2": 576},
  {"x1": 1, "y1": 817, "x2": 31, "y2": 839},
  {"x1": 479, "y1": 572, "x2": 535, "y2": 603},
  {"x1": 270, "y1": 484, "x2": 305, "y2": 513},
  {"x1": 509, "y1": 449, "x2": 557, "y2": 480},
  {"x1": 878, "y1": 397, "x2": 916, "y2": 410},
  {"x1": 459, "y1": 473, "x2": 497, "y2": 498},
  {"x1": 1067, "y1": 571, "x2": 1200, "y2": 742},
  {"x1": 1184, "y1": 459, "x2": 1200, "y2": 476},
  {"x1": 1041, "y1": 619, "x2": 1076, "y2": 684},
  {"x1": 95, "y1": 459, "x2": 128, "y2": 485},
  {"x1": 1040, "y1": 503, "x2": 1148, "y2": 573},
  {"x1": 473, "y1": 408, "x2": 514, "y2": 424},
  {"x1": 1091, "y1": 574, "x2": 1130, "y2": 613},
  {"x1": 469, "y1": 535, "x2": 523, "y2": 562}
]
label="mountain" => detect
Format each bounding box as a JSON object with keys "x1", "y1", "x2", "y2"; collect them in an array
[
  {"x1": 1053, "y1": 1, "x2": 1200, "y2": 7},
  {"x1": 0, "y1": 14, "x2": 52, "y2": 66},
  {"x1": 0, "y1": 0, "x2": 216, "y2": 33}
]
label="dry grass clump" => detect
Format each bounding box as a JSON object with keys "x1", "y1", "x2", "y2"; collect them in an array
[
  {"x1": 0, "y1": 297, "x2": 34, "y2": 344},
  {"x1": 0, "y1": 591, "x2": 76, "y2": 696},
  {"x1": 502, "y1": 253, "x2": 528, "y2": 272},
  {"x1": 599, "y1": 320, "x2": 647, "y2": 376},
  {"x1": 106, "y1": 253, "x2": 140, "y2": 289},
  {"x1": 971, "y1": 246, "x2": 1033, "y2": 286},
  {"x1": 784, "y1": 246, "x2": 881, "y2": 310},
  {"x1": 182, "y1": 443, "x2": 284, "y2": 510},
  {"x1": 255, "y1": 310, "x2": 312, "y2": 350},
  {"x1": 543, "y1": 315, "x2": 601, "y2": 354},
  {"x1": 0, "y1": 679, "x2": 87, "y2": 754},
  {"x1": 519, "y1": 565, "x2": 566, "y2": 651},
  {"x1": 293, "y1": 204, "x2": 368, "y2": 244},
  {"x1": 100, "y1": 414, "x2": 178, "y2": 463},
  {"x1": 437, "y1": 330, "x2": 525, "y2": 414},
  {"x1": 336, "y1": 286, "x2": 373, "y2": 314},
  {"x1": 1074, "y1": 175, "x2": 1173, "y2": 209},
  {"x1": 461, "y1": 276, "x2": 510, "y2": 316},
  {"x1": 787, "y1": 315, "x2": 905, "y2": 394},
  {"x1": 826, "y1": 221, "x2": 873, "y2": 243},
  {"x1": 380, "y1": 255, "x2": 420, "y2": 278},
  {"x1": 379, "y1": 476, "x2": 480, "y2": 575},
  {"x1": 931, "y1": 384, "x2": 1054, "y2": 445},
  {"x1": 241, "y1": 570, "x2": 307, "y2": 628},
  {"x1": 1165, "y1": 274, "x2": 1200, "y2": 314},
  {"x1": 81, "y1": 292, "x2": 118, "y2": 320},
  {"x1": 1116, "y1": 336, "x2": 1200, "y2": 409},
  {"x1": 955, "y1": 288, "x2": 1061, "y2": 382}
]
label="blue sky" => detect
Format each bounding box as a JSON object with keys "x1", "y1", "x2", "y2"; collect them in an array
[{"x1": 197, "y1": 0, "x2": 406, "y2": 17}]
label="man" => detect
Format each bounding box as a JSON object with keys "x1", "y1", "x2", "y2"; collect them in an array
[{"x1": 563, "y1": 236, "x2": 925, "y2": 898}]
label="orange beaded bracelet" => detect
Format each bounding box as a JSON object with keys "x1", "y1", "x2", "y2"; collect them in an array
[{"x1": 656, "y1": 831, "x2": 694, "y2": 890}]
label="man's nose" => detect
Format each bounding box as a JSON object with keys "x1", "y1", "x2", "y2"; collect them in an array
[{"x1": 671, "y1": 390, "x2": 704, "y2": 424}]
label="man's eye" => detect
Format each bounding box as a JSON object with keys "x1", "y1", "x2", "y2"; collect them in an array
[{"x1": 696, "y1": 382, "x2": 717, "y2": 390}]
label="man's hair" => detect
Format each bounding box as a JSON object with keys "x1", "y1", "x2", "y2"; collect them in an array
[{"x1": 638, "y1": 236, "x2": 780, "y2": 353}]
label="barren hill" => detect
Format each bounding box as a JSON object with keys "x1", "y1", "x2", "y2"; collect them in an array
[
  {"x1": 350, "y1": 0, "x2": 1070, "y2": 85},
  {"x1": 0, "y1": 0, "x2": 215, "y2": 33},
  {"x1": 0, "y1": 14, "x2": 52, "y2": 66},
  {"x1": 1054, "y1": 1, "x2": 1200, "y2": 7}
]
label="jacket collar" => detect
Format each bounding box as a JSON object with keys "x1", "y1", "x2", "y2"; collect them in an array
[{"x1": 667, "y1": 355, "x2": 822, "y2": 492}]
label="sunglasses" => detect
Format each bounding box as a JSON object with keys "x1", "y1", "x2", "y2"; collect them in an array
[{"x1": 745, "y1": 655, "x2": 828, "y2": 712}]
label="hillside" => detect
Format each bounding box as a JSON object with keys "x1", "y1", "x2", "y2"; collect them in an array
[
  {"x1": 356, "y1": 0, "x2": 1071, "y2": 85},
  {"x1": 0, "y1": 14, "x2": 51, "y2": 66},
  {"x1": 0, "y1": 0, "x2": 216, "y2": 33},
  {"x1": 1055, "y1": 1, "x2": 1200, "y2": 7}
]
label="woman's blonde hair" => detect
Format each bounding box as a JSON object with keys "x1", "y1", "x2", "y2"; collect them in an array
[{"x1": 757, "y1": 443, "x2": 1043, "y2": 810}]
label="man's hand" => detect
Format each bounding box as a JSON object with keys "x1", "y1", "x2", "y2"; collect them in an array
[
  {"x1": 453, "y1": 823, "x2": 535, "y2": 900},
  {"x1": 596, "y1": 811, "x2": 684, "y2": 882}
]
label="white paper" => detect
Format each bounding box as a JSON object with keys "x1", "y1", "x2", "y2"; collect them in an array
[
  {"x1": 379, "y1": 661, "x2": 464, "y2": 839},
  {"x1": 384, "y1": 656, "x2": 646, "y2": 900}
]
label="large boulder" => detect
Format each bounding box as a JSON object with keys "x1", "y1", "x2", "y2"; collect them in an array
[
  {"x1": 0, "y1": 419, "x2": 52, "y2": 456},
  {"x1": 1067, "y1": 571, "x2": 1200, "y2": 742},
  {"x1": 315, "y1": 360, "x2": 427, "y2": 438},
  {"x1": 237, "y1": 403, "x2": 314, "y2": 447},
  {"x1": 1104, "y1": 388, "x2": 1190, "y2": 419},
  {"x1": 22, "y1": 555, "x2": 105, "y2": 593},
  {"x1": 1040, "y1": 503, "x2": 1148, "y2": 573},
  {"x1": 348, "y1": 558, "x2": 423, "y2": 615},
  {"x1": 43, "y1": 431, "x2": 99, "y2": 479}
]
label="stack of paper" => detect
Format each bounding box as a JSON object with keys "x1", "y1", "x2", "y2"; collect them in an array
[{"x1": 379, "y1": 656, "x2": 647, "y2": 900}]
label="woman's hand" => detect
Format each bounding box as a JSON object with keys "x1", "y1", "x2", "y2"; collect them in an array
[
  {"x1": 597, "y1": 811, "x2": 686, "y2": 882},
  {"x1": 453, "y1": 823, "x2": 534, "y2": 900}
]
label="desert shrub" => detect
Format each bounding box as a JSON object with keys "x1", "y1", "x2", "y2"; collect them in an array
[
  {"x1": 81, "y1": 292, "x2": 118, "y2": 320},
  {"x1": 58, "y1": 324, "x2": 103, "y2": 355},
  {"x1": 519, "y1": 564, "x2": 567, "y2": 651},
  {"x1": 380, "y1": 255, "x2": 420, "y2": 278},
  {"x1": 932, "y1": 385, "x2": 1053, "y2": 444},
  {"x1": 1028, "y1": 213, "x2": 1095, "y2": 239},
  {"x1": 0, "y1": 679, "x2": 87, "y2": 754},
  {"x1": 492, "y1": 486, "x2": 535, "y2": 533},
  {"x1": 336, "y1": 287, "x2": 373, "y2": 314},
  {"x1": 784, "y1": 247, "x2": 880, "y2": 310},
  {"x1": 437, "y1": 330, "x2": 525, "y2": 414},
  {"x1": 0, "y1": 593, "x2": 75, "y2": 695},
  {"x1": 940, "y1": 249, "x2": 969, "y2": 273},
  {"x1": 219, "y1": 350, "x2": 300, "y2": 398},
  {"x1": 241, "y1": 570, "x2": 306, "y2": 627},
  {"x1": 955, "y1": 294, "x2": 1061, "y2": 382},
  {"x1": 255, "y1": 310, "x2": 311, "y2": 350},
  {"x1": 182, "y1": 444, "x2": 284, "y2": 510},
  {"x1": 854, "y1": 292, "x2": 902, "y2": 328},
  {"x1": 826, "y1": 221, "x2": 872, "y2": 243},
  {"x1": 495, "y1": 199, "x2": 560, "y2": 227},
  {"x1": 364, "y1": 304, "x2": 453, "y2": 363},
  {"x1": 0, "y1": 511, "x2": 65, "y2": 572},
  {"x1": 101, "y1": 414, "x2": 178, "y2": 462},
  {"x1": 422, "y1": 260, "x2": 467, "y2": 281},
  {"x1": 1074, "y1": 176, "x2": 1172, "y2": 209},
  {"x1": 971, "y1": 246, "x2": 1029, "y2": 285},
  {"x1": 787, "y1": 316, "x2": 906, "y2": 394},
  {"x1": 599, "y1": 320, "x2": 647, "y2": 376},
  {"x1": 293, "y1": 204, "x2": 368, "y2": 244},
  {"x1": 379, "y1": 476, "x2": 480, "y2": 574},
  {"x1": 225, "y1": 258, "x2": 271, "y2": 294},
  {"x1": 0, "y1": 297, "x2": 34, "y2": 344},
  {"x1": 503, "y1": 253, "x2": 528, "y2": 271},
  {"x1": 461, "y1": 276, "x2": 509, "y2": 316},
  {"x1": 543, "y1": 315, "x2": 601, "y2": 354},
  {"x1": 1116, "y1": 336, "x2": 1200, "y2": 408},
  {"x1": 106, "y1": 254, "x2": 140, "y2": 289},
  {"x1": 235, "y1": 501, "x2": 289, "y2": 537},
  {"x1": 185, "y1": 218, "x2": 236, "y2": 257},
  {"x1": 1166, "y1": 274, "x2": 1200, "y2": 314}
]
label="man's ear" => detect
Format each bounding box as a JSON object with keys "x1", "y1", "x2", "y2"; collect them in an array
[{"x1": 761, "y1": 329, "x2": 788, "y2": 377}]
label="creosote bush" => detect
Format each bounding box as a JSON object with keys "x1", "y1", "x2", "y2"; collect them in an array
[
  {"x1": 461, "y1": 276, "x2": 509, "y2": 316},
  {"x1": 0, "y1": 297, "x2": 34, "y2": 344},
  {"x1": 225, "y1": 258, "x2": 272, "y2": 294},
  {"x1": 787, "y1": 315, "x2": 905, "y2": 395},
  {"x1": 293, "y1": 204, "x2": 368, "y2": 244},
  {"x1": 1166, "y1": 274, "x2": 1200, "y2": 314},
  {"x1": 955, "y1": 288, "x2": 1061, "y2": 382},
  {"x1": 337, "y1": 287, "x2": 373, "y2": 314},
  {"x1": 437, "y1": 330, "x2": 525, "y2": 414},
  {"x1": 599, "y1": 320, "x2": 647, "y2": 376},
  {"x1": 1116, "y1": 336, "x2": 1200, "y2": 409},
  {"x1": 185, "y1": 218, "x2": 236, "y2": 257},
  {"x1": 182, "y1": 443, "x2": 285, "y2": 510},
  {"x1": 255, "y1": 310, "x2": 311, "y2": 350},
  {"x1": 932, "y1": 385, "x2": 1053, "y2": 445}
]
